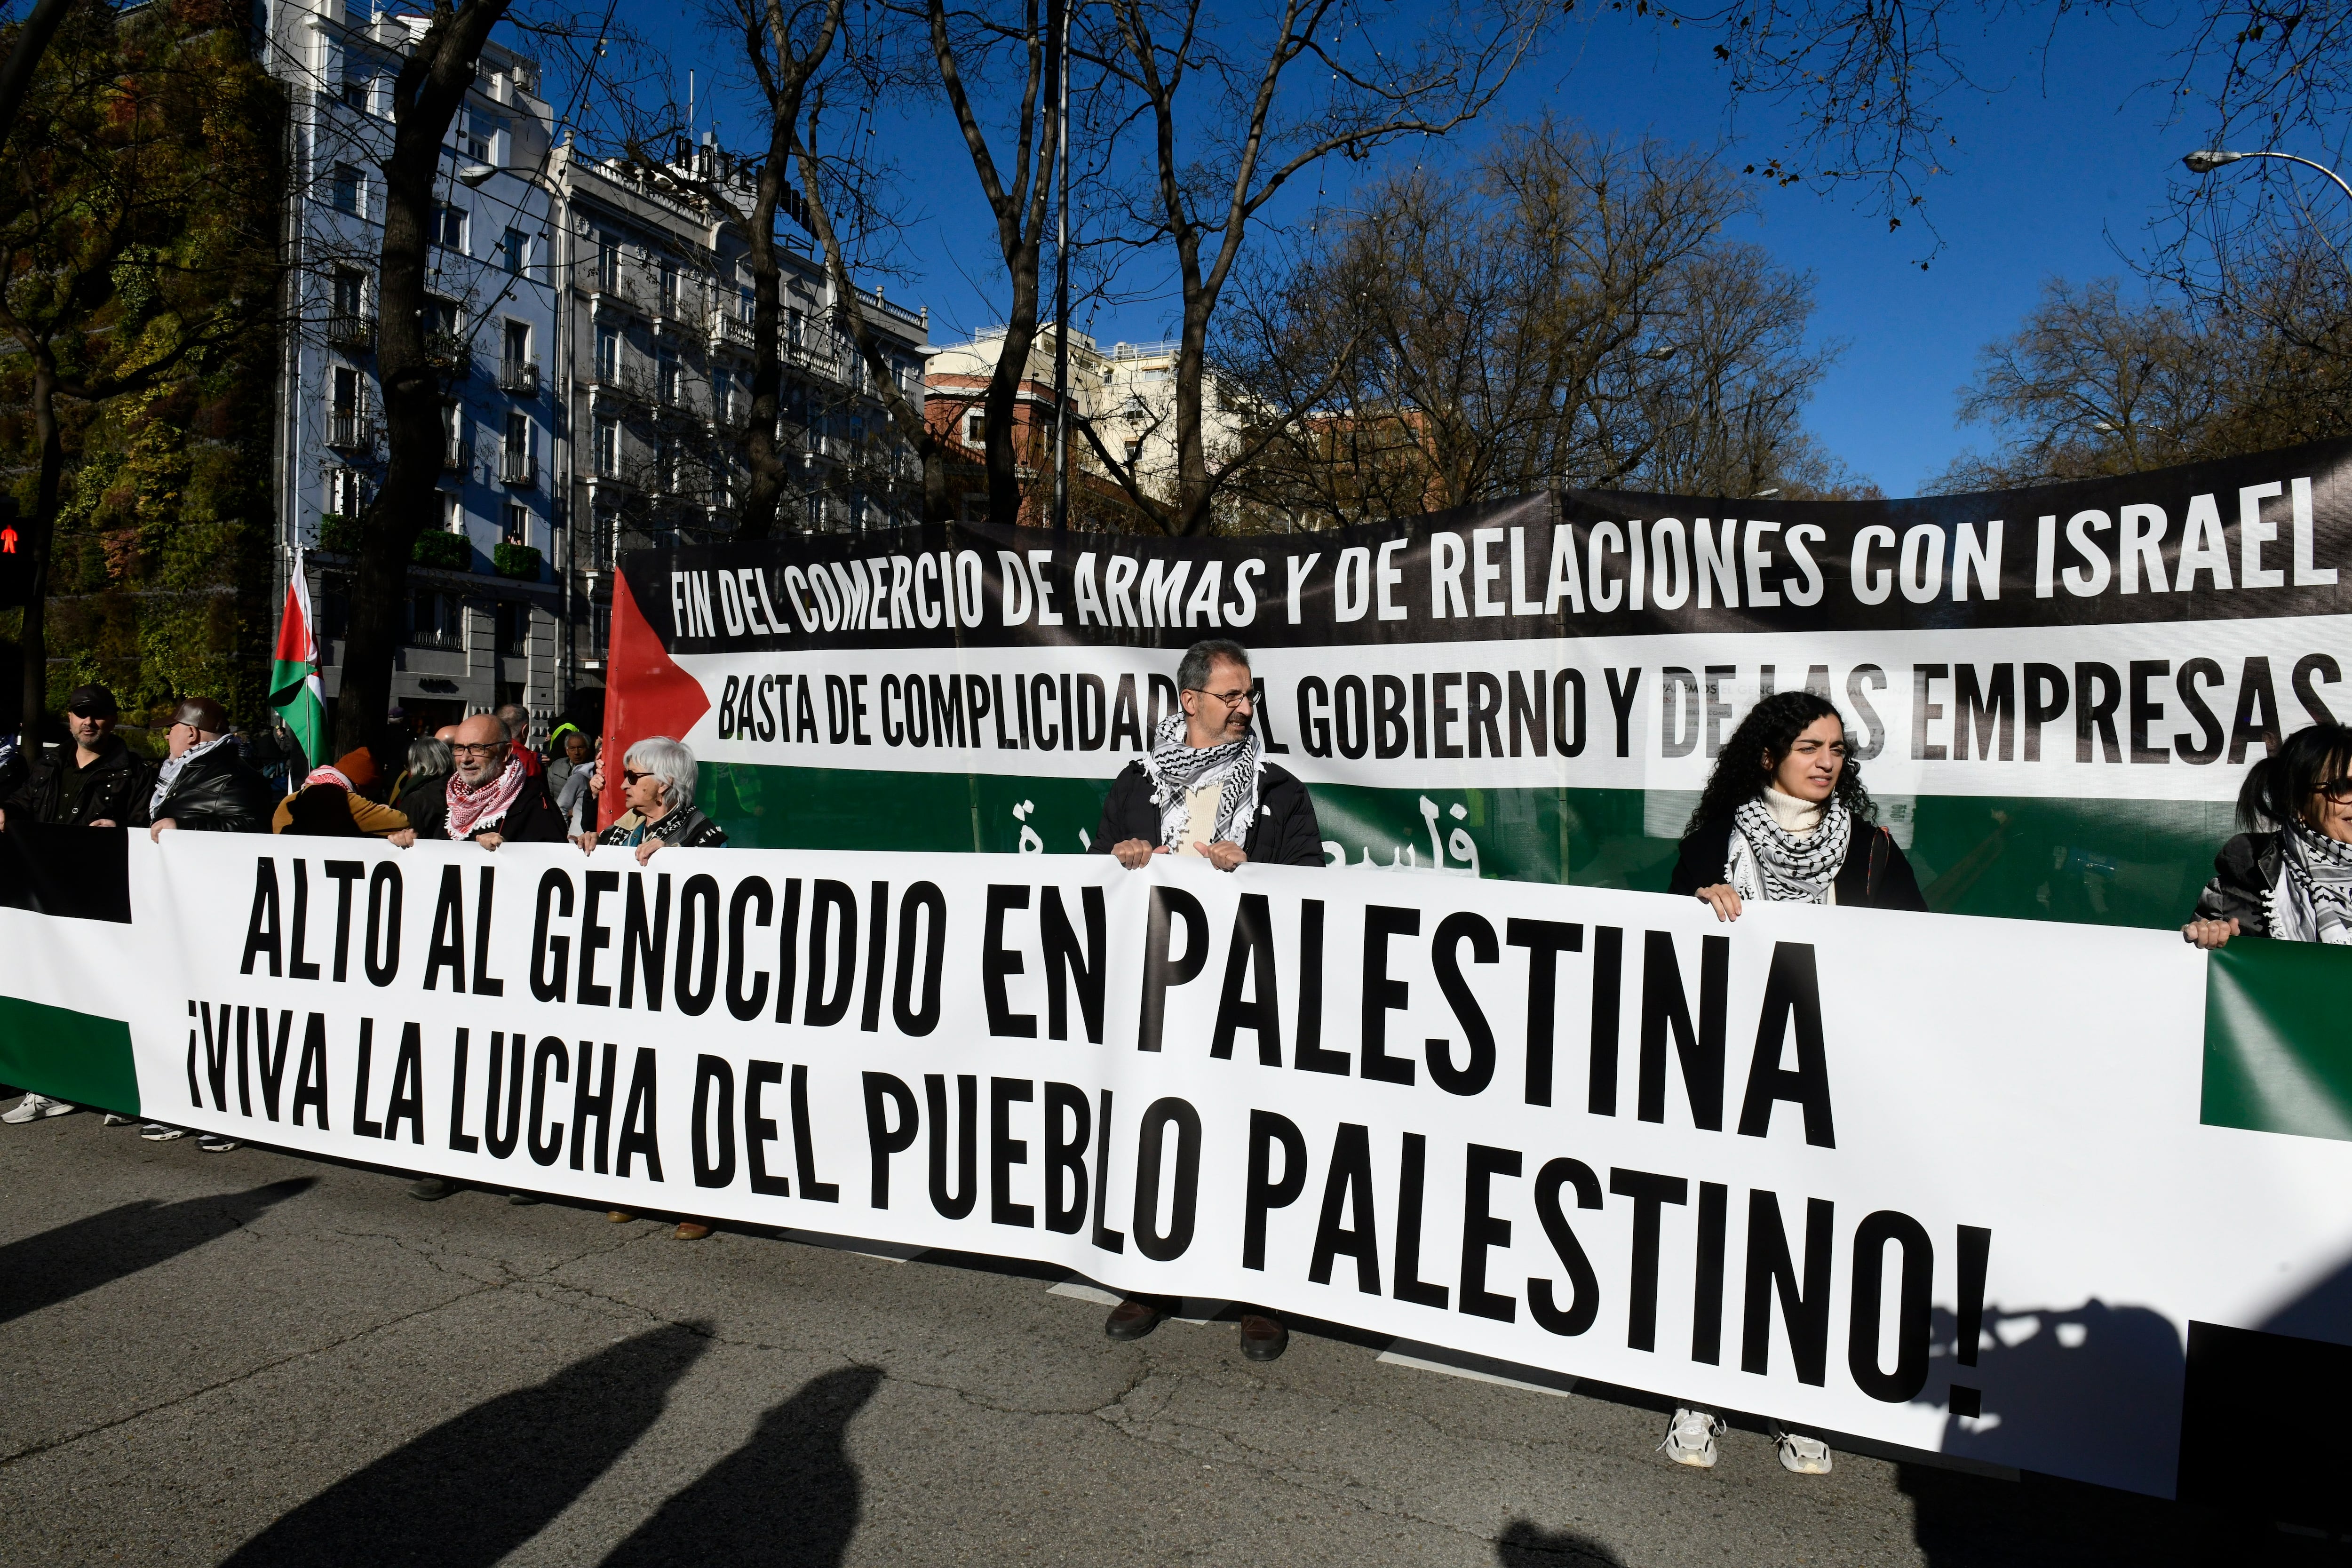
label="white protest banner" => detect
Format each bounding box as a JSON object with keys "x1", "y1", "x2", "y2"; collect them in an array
[{"x1": 4, "y1": 829, "x2": 2349, "y2": 1502}]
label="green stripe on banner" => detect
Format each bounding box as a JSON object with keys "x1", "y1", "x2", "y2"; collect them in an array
[
  {"x1": 2202, "y1": 938, "x2": 2352, "y2": 1142},
  {"x1": 0, "y1": 995, "x2": 140, "y2": 1117},
  {"x1": 695, "y1": 761, "x2": 2235, "y2": 930}
]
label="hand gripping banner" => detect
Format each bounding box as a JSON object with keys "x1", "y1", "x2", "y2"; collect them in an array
[
  {"x1": 5, "y1": 828, "x2": 2350, "y2": 1504},
  {"x1": 597, "y1": 439, "x2": 2352, "y2": 932}
]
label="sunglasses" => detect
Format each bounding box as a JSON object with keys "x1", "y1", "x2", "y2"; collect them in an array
[
  {"x1": 621, "y1": 768, "x2": 652, "y2": 784},
  {"x1": 2316, "y1": 779, "x2": 2352, "y2": 804}
]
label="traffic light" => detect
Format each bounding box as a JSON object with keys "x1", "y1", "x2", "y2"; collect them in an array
[{"x1": 0, "y1": 496, "x2": 26, "y2": 608}]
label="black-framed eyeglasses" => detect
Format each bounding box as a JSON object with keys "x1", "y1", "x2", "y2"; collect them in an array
[
  {"x1": 451, "y1": 742, "x2": 503, "y2": 758},
  {"x1": 1187, "y1": 686, "x2": 1254, "y2": 710},
  {"x1": 2315, "y1": 778, "x2": 2352, "y2": 804}
]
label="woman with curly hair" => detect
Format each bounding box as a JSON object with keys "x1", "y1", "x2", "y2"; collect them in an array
[
  {"x1": 2182, "y1": 722, "x2": 2352, "y2": 949},
  {"x1": 1668, "y1": 689, "x2": 1928, "y2": 923},
  {"x1": 1656, "y1": 690, "x2": 1925, "y2": 1478}
]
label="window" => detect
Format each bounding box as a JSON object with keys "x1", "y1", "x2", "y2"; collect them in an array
[
  {"x1": 330, "y1": 163, "x2": 361, "y2": 216},
  {"x1": 594, "y1": 325, "x2": 619, "y2": 382},
  {"x1": 658, "y1": 260, "x2": 678, "y2": 317},
  {"x1": 434, "y1": 203, "x2": 467, "y2": 252},
  {"x1": 503, "y1": 502, "x2": 530, "y2": 544},
  {"x1": 595, "y1": 417, "x2": 619, "y2": 477},
  {"x1": 739, "y1": 286, "x2": 755, "y2": 324},
  {"x1": 494, "y1": 600, "x2": 526, "y2": 656},
  {"x1": 964, "y1": 411, "x2": 983, "y2": 446},
  {"x1": 441, "y1": 404, "x2": 466, "y2": 467},
  {"x1": 422, "y1": 296, "x2": 460, "y2": 337},
  {"x1": 462, "y1": 111, "x2": 493, "y2": 163},
  {"x1": 503, "y1": 319, "x2": 529, "y2": 365},
  {"x1": 787, "y1": 307, "x2": 804, "y2": 350},
  {"x1": 332, "y1": 270, "x2": 365, "y2": 316},
  {"x1": 1124, "y1": 439, "x2": 1141, "y2": 466},
  {"x1": 326, "y1": 466, "x2": 366, "y2": 517},
  {"x1": 501, "y1": 228, "x2": 525, "y2": 277},
  {"x1": 340, "y1": 73, "x2": 369, "y2": 111},
  {"x1": 712, "y1": 367, "x2": 733, "y2": 423},
  {"x1": 409, "y1": 589, "x2": 461, "y2": 649},
  {"x1": 597, "y1": 235, "x2": 620, "y2": 291},
  {"x1": 504, "y1": 411, "x2": 532, "y2": 461},
  {"x1": 657, "y1": 350, "x2": 679, "y2": 407},
  {"x1": 331, "y1": 366, "x2": 362, "y2": 414},
  {"x1": 439, "y1": 490, "x2": 463, "y2": 534}
]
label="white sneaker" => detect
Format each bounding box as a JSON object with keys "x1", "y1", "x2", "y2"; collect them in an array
[
  {"x1": 197, "y1": 1133, "x2": 239, "y2": 1153},
  {"x1": 1661, "y1": 1408, "x2": 1723, "y2": 1468},
  {"x1": 100, "y1": 1113, "x2": 134, "y2": 1127},
  {"x1": 140, "y1": 1123, "x2": 186, "y2": 1141},
  {"x1": 1775, "y1": 1430, "x2": 1832, "y2": 1475},
  {"x1": 3, "y1": 1094, "x2": 78, "y2": 1123}
]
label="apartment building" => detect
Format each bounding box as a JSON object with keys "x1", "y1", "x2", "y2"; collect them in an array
[
  {"x1": 265, "y1": 0, "x2": 564, "y2": 735},
  {"x1": 263, "y1": 2, "x2": 929, "y2": 734},
  {"x1": 924, "y1": 325, "x2": 1243, "y2": 526},
  {"x1": 554, "y1": 135, "x2": 930, "y2": 702}
]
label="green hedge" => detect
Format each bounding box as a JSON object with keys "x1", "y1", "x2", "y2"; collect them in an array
[
  {"x1": 315, "y1": 513, "x2": 362, "y2": 554},
  {"x1": 493, "y1": 542, "x2": 543, "y2": 580},
  {"x1": 412, "y1": 531, "x2": 474, "y2": 572}
]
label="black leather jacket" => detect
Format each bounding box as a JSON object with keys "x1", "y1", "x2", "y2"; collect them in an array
[
  {"x1": 2193, "y1": 832, "x2": 2284, "y2": 937},
  {"x1": 7, "y1": 735, "x2": 152, "y2": 826},
  {"x1": 133, "y1": 742, "x2": 276, "y2": 834}
]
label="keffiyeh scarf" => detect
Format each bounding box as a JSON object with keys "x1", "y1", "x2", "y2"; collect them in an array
[
  {"x1": 1727, "y1": 791, "x2": 1852, "y2": 905},
  {"x1": 302, "y1": 764, "x2": 355, "y2": 793},
  {"x1": 1141, "y1": 713, "x2": 1260, "y2": 851},
  {"x1": 149, "y1": 733, "x2": 233, "y2": 817},
  {"x1": 444, "y1": 756, "x2": 530, "y2": 840},
  {"x1": 2270, "y1": 818, "x2": 2352, "y2": 945}
]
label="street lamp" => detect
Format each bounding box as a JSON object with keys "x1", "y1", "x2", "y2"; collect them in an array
[{"x1": 2182, "y1": 149, "x2": 2352, "y2": 205}]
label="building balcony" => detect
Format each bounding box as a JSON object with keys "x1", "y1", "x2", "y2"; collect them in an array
[
  {"x1": 709, "y1": 312, "x2": 754, "y2": 353},
  {"x1": 444, "y1": 437, "x2": 473, "y2": 474},
  {"x1": 501, "y1": 450, "x2": 536, "y2": 486},
  {"x1": 327, "y1": 310, "x2": 377, "y2": 349},
  {"x1": 327, "y1": 411, "x2": 375, "y2": 451},
  {"x1": 498, "y1": 358, "x2": 540, "y2": 396},
  {"x1": 426, "y1": 332, "x2": 472, "y2": 378}
]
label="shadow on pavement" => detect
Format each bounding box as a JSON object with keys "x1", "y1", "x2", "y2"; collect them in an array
[
  {"x1": 1494, "y1": 1518, "x2": 1627, "y2": 1566},
  {"x1": 222, "y1": 1322, "x2": 710, "y2": 1568},
  {"x1": 0, "y1": 1177, "x2": 314, "y2": 1325},
  {"x1": 597, "y1": 1364, "x2": 884, "y2": 1568}
]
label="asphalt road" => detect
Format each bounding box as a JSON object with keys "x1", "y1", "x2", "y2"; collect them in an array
[{"x1": 0, "y1": 1106, "x2": 2320, "y2": 1567}]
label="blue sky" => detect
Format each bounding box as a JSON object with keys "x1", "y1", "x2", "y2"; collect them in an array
[{"x1": 637, "y1": 4, "x2": 2232, "y2": 498}]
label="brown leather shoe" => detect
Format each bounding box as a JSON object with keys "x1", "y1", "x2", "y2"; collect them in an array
[
  {"x1": 1104, "y1": 1298, "x2": 1167, "y2": 1341},
  {"x1": 674, "y1": 1221, "x2": 712, "y2": 1241},
  {"x1": 1238, "y1": 1313, "x2": 1288, "y2": 1362},
  {"x1": 606, "y1": 1210, "x2": 635, "y2": 1223}
]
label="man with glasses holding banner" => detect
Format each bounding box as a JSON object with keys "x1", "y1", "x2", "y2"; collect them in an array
[
  {"x1": 441, "y1": 712, "x2": 567, "y2": 848},
  {"x1": 1093, "y1": 637, "x2": 1326, "y2": 1360}
]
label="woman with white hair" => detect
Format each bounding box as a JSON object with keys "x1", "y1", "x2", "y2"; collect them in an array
[
  {"x1": 592, "y1": 735, "x2": 727, "y2": 865},
  {"x1": 592, "y1": 734, "x2": 727, "y2": 1242}
]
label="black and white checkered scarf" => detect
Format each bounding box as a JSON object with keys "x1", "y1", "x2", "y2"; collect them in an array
[
  {"x1": 1142, "y1": 712, "x2": 1260, "y2": 852},
  {"x1": 2272, "y1": 819, "x2": 2352, "y2": 945},
  {"x1": 1729, "y1": 792, "x2": 1852, "y2": 905}
]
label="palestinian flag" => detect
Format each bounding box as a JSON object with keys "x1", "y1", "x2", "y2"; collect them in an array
[{"x1": 269, "y1": 549, "x2": 328, "y2": 771}]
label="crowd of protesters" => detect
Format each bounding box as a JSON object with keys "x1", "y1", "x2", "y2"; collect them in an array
[{"x1": 8, "y1": 646, "x2": 2344, "y2": 1484}]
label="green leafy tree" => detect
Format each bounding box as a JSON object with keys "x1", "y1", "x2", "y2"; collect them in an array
[{"x1": 0, "y1": 0, "x2": 284, "y2": 746}]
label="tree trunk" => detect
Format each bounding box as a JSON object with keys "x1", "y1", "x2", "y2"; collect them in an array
[
  {"x1": 735, "y1": 120, "x2": 795, "y2": 539},
  {"x1": 16, "y1": 353, "x2": 63, "y2": 752},
  {"x1": 334, "y1": 0, "x2": 513, "y2": 757}
]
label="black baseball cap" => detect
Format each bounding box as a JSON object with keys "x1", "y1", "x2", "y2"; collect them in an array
[{"x1": 65, "y1": 684, "x2": 118, "y2": 718}]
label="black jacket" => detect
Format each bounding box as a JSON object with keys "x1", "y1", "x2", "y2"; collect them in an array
[
  {"x1": 6, "y1": 735, "x2": 152, "y2": 826},
  {"x1": 1669, "y1": 814, "x2": 1928, "y2": 912},
  {"x1": 394, "y1": 773, "x2": 450, "y2": 841},
  {"x1": 1094, "y1": 759, "x2": 1326, "y2": 868},
  {"x1": 2193, "y1": 832, "x2": 2282, "y2": 936},
  {"x1": 133, "y1": 743, "x2": 275, "y2": 834},
  {"x1": 597, "y1": 805, "x2": 728, "y2": 850}
]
